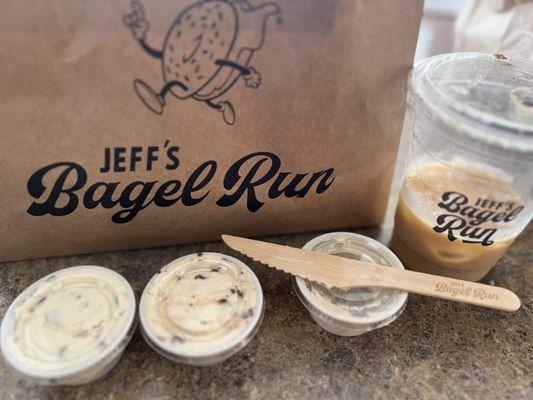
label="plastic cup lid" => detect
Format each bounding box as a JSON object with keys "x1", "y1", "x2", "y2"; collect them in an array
[
  {"x1": 409, "y1": 52, "x2": 533, "y2": 155},
  {"x1": 295, "y1": 232, "x2": 408, "y2": 327},
  {"x1": 0, "y1": 266, "x2": 136, "y2": 380},
  {"x1": 139, "y1": 253, "x2": 264, "y2": 364}
]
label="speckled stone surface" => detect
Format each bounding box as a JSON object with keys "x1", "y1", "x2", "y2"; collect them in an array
[{"x1": 1, "y1": 219, "x2": 531, "y2": 400}]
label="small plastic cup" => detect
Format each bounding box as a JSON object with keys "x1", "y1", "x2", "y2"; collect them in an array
[
  {"x1": 391, "y1": 53, "x2": 533, "y2": 281},
  {"x1": 294, "y1": 232, "x2": 408, "y2": 336},
  {"x1": 139, "y1": 252, "x2": 264, "y2": 366},
  {"x1": 0, "y1": 266, "x2": 137, "y2": 385}
]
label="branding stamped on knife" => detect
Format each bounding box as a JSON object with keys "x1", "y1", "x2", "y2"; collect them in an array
[{"x1": 434, "y1": 282, "x2": 499, "y2": 301}]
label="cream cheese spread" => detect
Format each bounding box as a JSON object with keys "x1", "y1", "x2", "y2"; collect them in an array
[
  {"x1": 1, "y1": 266, "x2": 135, "y2": 381},
  {"x1": 140, "y1": 252, "x2": 263, "y2": 363}
]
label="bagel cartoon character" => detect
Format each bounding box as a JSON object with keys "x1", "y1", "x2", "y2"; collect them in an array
[{"x1": 123, "y1": 0, "x2": 282, "y2": 125}]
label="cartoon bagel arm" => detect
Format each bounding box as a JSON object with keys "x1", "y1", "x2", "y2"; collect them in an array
[{"x1": 123, "y1": 0, "x2": 280, "y2": 125}]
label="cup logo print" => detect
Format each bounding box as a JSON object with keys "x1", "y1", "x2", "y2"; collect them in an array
[
  {"x1": 123, "y1": 0, "x2": 282, "y2": 125},
  {"x1": 432, "y1": 191, "x2": 524, "y2": 246}
]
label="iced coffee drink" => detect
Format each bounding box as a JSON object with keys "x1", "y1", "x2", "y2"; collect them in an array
[
  {"x1": 391, "y1": 163, "x2": 524, "y2": 281},
  {"x1": 392, "y1": 53, "x2": 533, "y2": 281}
]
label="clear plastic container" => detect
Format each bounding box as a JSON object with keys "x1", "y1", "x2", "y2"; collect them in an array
[
  {"x1": 391, "y1": 53, "x2": 533, "y2": 281},
  {"x1": 294, "y1": 232, "x2": 408, "y2": 336},
  {"x1": 0, "y1": 266, "x2": 137, "y2": 385},
  {"x1": 139, "y1": 252, "x2": 264, "y2": 366}
]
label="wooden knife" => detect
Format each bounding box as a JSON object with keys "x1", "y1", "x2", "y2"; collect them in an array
[{"x1": 221, "y1": 234, "x2": 521, "y2": 312}]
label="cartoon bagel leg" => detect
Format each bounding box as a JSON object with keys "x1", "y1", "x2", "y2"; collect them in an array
[
  {"x1": 202, "y1": 60, "x2": 261, "y2": 125},
  {"x1": 133, "y1": 80, "x2": 188, "y2": 116},
  {"x1": 124, "y1": 1, "x2": 189, "y2": 115},
  {"x1": 198, "y1": 60, "x2": 261, "y2": 125},
  {"x1": 204, "y1": 99, "x2": 236, "y2": 126}
]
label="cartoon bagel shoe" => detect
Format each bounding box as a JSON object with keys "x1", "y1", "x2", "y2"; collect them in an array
[{"x1": 123, "y1": 0, "x2": 282, "y2": 125}]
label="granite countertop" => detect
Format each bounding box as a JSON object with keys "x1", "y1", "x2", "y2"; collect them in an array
[{"x1": 0, "y1": 219, "x2": 531, "y2": 399}]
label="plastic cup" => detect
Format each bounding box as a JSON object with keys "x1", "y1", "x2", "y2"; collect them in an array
[
  {"x1": 0, "y1": 266, "x2": 137, "y2": 385},
  {"x1": 139, "y1": 253, "x2": 263, "y2": 366},
  {"x1": 294, "y1": 232, "x2": 408, "y2": 336},
  {"x1": 391, "y1": 53, "x2": 533, "y2": 281}
]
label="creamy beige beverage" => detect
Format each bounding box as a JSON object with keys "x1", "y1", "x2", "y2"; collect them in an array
[
  {"x1": 1, "y1": 266, "x2": 136, "y2": 384},
  {"x1": 391, "y1": 163, "x2": 525, "y2": 281},
  {"x1": 140, "y1": 253, "x2": 262, "y2": 364}
]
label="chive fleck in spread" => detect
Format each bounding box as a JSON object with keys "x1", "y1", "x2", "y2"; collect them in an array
[{"x1": 7, "y1": 266, "x2": 133, "y2": 373}]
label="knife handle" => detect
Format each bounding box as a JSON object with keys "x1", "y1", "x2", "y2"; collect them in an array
[{"x1": 377, "y1": 267, "x2": 521, "y2": 312}]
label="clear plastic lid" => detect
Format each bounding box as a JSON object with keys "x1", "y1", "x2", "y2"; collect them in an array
[
  {"x1": 139, "y1": 253, "x2": 264, "y2": 366},
  {"x1": 294, "y1": 233, "x2": 408, "y2": 333},
  {"x1": 0, "y1": 266, "x2": 137, "y2": 384},
  {"x1": 410, "y1": 52, "x2": 533, "y2": 155}
]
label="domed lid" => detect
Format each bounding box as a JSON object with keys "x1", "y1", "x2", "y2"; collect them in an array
[
  {"x1": 295, "y1": 233, "x2": 407, "y2": 328},
  {"x1": 410, "y1": 52, "x2": 533, "y2": 155}
]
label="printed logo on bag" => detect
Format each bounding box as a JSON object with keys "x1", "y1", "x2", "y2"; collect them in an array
[
  {"x1": 123, "y1": 0, "x2": 282, "y2": 125},
  {"x1": 26, "y1": 144, "x2": 335, "y2": 224},
  {"x1": 432, "y1": 191, "x2": 524, "y2": 246}
]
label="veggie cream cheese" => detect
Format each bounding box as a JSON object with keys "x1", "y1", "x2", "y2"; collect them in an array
[
  {"x1": 140, "y1": 253, "x2": 263, "y2": 366},
  {"x1": 0, "y1": 266, "x2": 136, "y2": 385}
]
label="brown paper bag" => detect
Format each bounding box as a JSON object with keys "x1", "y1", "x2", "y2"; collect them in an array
[{"x1": 0, "y1": 0, "x2": 422, "y2": 261}]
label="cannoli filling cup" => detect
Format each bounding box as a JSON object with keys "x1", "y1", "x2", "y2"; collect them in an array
[{"x1": 139, "y1": 252, "x2": 264, "y2": 366}]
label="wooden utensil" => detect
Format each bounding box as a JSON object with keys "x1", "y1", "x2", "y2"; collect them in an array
[{"x1": 222, "y1": 235, "x2": 521, "y2": 312}]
